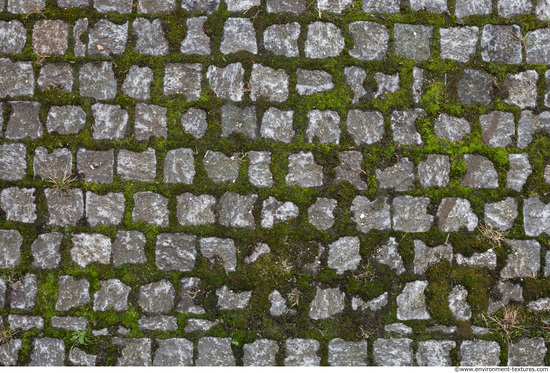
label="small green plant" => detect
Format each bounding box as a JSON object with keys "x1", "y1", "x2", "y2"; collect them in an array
[
  {"x1": 0, "y1": 327, "x2": 15, "y2": 345},
  {"x1": 46, "y1": 164, "x2": 77, "y2": 198},
  {"x1": 68, "y1": 330, "x2": 91, "y2": 355}
]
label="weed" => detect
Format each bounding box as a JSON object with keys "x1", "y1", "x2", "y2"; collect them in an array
[
  {"x1": 68, "y1": 330, "x2": 91, "y2": 357},
  {"x1": 481, "y1": 306, "x2": 527, "y2": 343},
  {"x1": 24, "y1": 1, "x2": 45, "y2": 18},
  {"x1": 45, "y1": 164, "x2": 77, "y2": 198},
  {"x1": 288, "y1": 288, "x2": 300, "y2": 308},
  {"x1": 478, "y1": 223, "x2": 508, "y2": 249}
]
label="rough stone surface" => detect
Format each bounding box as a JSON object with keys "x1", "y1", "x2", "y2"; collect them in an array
[
  {"x1": 391, "y1": 109, "x2": 425, "y2": 145},
  {"x1": 305, "y1": 22, "x2": 344, "y2": 58},
  {"x1": 176, "y1": 193, "x2": 216, "y2": 226},
  {"x1": 0, "y1": 59, "x2": 34, "y2": 98},
  {"x1": 177, "y1": 277, "x2": 205, "y2": 314},
  {"x1": 5, "y1": 101, "x2": 43, "y2": 139},
  {"x1": 71, "y1": 233, "x2": 111, "y2": 267},
  {"x1": 199, "y1": 237, "x2": 237, "y2": 271},
  {"x1": 264, "y1": 23, "x2": 300, "y2": 57},
  {"x1": 56, "y1": 276, "x2": 90, "y2": 311},
  {"x1": 417, "y1": 340, "x2": 456, "y2": 366},
  {"x1": 286, "y1": 152, "x2": 324, "y2": 187},
  {"x1": 328, "y1": 339, "x2": 367, "y2": 366},
  {"x1": 91, "y1": 104, "x2": 128, "y2": 140},
  {"x1": 138, "y1": 279, "x2": 175, "y2": 314},
  {"x1": 458, "y1": 69, "x2": 496, "y2": 105},
  {"x1": 112, "y1": 338, "x2": 151, "y2": 366},
  {"x1": 327, "y1": 236, "x2": 361, "y2": 274},
  {"x1": 440, "y1": 27, "x2": 479, "y2": 62},
  {"x1": 31, "y1": 232, "x2": 62, "y2": 269},
  {"x1": 93, "y1": 279, "x2": 131, "y2": 311},
  {"x1": 344, "y1": 67, "x2": 368, "y2": 104},
  {"x1": 461, "y1": 340, "x2": 501, "y2": 366},
  {"x1": 501, "y1": 240, "x2": 541, "y2": 278},
  {"x1": 449, "y1": 285, "x2": 471, "y2": 321},
  {"x1": 414, "y1": 240, "x2": 453, "y2": 275},
  {"x1": 461, "y1": 154, "x2": 499, "y2": 189},
  {"x1": 347, "y1": 109, "x2": 384, "y2": 145},
  {"x1": 51, "y1": 316, "x2": 87, "y2": 330},
  {"x1": 181, "y1": 17, "x2": 210, "y2": 55},
  {"x1": 153, "y1": 339, "x2": 193, "y2": 366},
  {"x1": 248, "y1": 151, "x2": 273, "y2": 188},
  {"x1": 206, "y1": 63, "x2": 244, "y2": 101},
  {"x1": 397, "y1": 281, "x2": 431, "y2": 320},
  {"x1": 8, "y1": 315, "x2": 43, "y2": 331},
  {"x1": 309, "y1": 287, "x2": 345, "y2": 319},
  {"x1": 481, "y1": 24, "x2": 522, "y2": 64},
  {"x1": 181, "y1": 0, "x2": 219, "y2": 12},
  {"x1": 507, "y1": 153, "x2": 532, "y2": 192},
  {"x1": 156, "y1": 233, "x2": 196, "y2": 271},
  {"x1": 112, "y1": 231, "x2": 147, "y2": 266},
  {"x1": 88, "y1": 20, "x2": 128, "y2": 55},
  {"x1": 504, "y1": 71, "x2": 538, "y2": 109},
  {"x1": 76, "y1": 149, "x2": 113, "y2": 184},
  {"x1": 46, "y1": 105, "x2": 86, "y2": 135},
  {"x1": 164, "y1": 148, "x2": 195, "y2": 184},
  {"x1": 118, "y1": 148, "x2": 156, "y2": 182},
  {"x1": 269, "y1": 290, "x2": 288, "y2": 316},
  {"x1": 164, "y1": 63, "x2": 202, "y2": 100},
  {"x1": 393, "y1": 196, "x2": 433, "y2": 233},
  {"x1": 306, "y1": 110, "x2": 340, "y2": 144},
  {"x1": 0, "y1": 144, "x2": 27, "y2": 181},
  {"x1": 285, "y1": 339, "x2": 320, "y2": 366},
  {"x1": 334, "y1": 151, "x2": 367, "y2": 190},
  {"x1": 250, "y1": 64, "x2": 289, "y2": 102},
  {"x1": 132, "y1": 192, "x2": 169, "y2": 227},
  {"x1": 524, "y1": 197, "x2": 550, "y2": 236},
  {"x1": 38, "y1": 63, "x2": 73, "y2": 92},
  {"x1": 375, "y1": 237, "x2": 405, "y2": 274},
  {"x1": 485, "y1": 197, "x2": 518, "y2": 231},
  {"x1": 220, "y1": 18, "x2": 257, "y2": 54},
  {"x1": 373, "y1": 338, "x2": 413, "y2": 366},
  {"x1": 508, "y1": 338, "x2": 547, "y2": 366},
  {"x1": 418, "y1": 154, "x2": 450, "y2": 188},
  {"x1": 217, "y1": 285, "x2": 251, "y2": 309},
  {"x1": 243, "y1": 339, "x2": 278, "y2": 366},
  {"x1": 455, "y1": 250, "x2": 497, "y2": 269},
  {"x1": 219, "y1": 192, "x2": 257, "y2": 229},
  {"x1": 181, "y1": 108, "x2": 208, "y2": 138},
  {"x1": 29, "y1": 338, "x2": 65, "y2": 366},
  {"x1": 394, "y1": 24, "x2": 433, "y2": 61},
  {"x1": 46, "y1": 189, "x2": 84, "y2": 226},
  {"x1": 349, "y1": 21, "x2": 389, "y2": 61},
  {"x1": 134, "y1": 103, "x2": 167, "y2": 141},
  {"x1": 122, "y1": 66, "x2": 153, "y2": 100},
  {"x1": 0, "y1": 21, "x2": 25, "y2": 54},
  {"x1": 526, "y1": 28, "x2": 550, "y2": 64},
  {"x1": 33, "y1": 147, "x2": 71, "y2": 180},
  {"x1": 480, "y1": 111, "x2": 515, "y2": 148},
  {"x1": 203, "y1": 151, "x2": 240, "y2": 184},
  {"x1": 261, "y1": 197, "x2": 298, "y2": 228},
  {"x1": 11, "y1": 273, "x2": 37, "y2": 310},
  {"x1": 296, "y1": 69, "x2": 333, "y2": 95},
  {"x1": 69, "y1": 348, "x2": 97, "y2": 366},
  {"x1": 308, "y1": 198, "x2": 336, "y2": 230},
  {"x1": 261, "y1": 107, "x2": 294, "y2": 143},
  {"x1": 196, "y1": 337, "x2": 235, "y2": 366},
  {"x1": 374, "y1": 72, "x2": 400, "y2": 99},
  {"x1": 376, "y1": 158, "x2": 415, "y2": 192},
  {"x1": 437, "y1": 198, "x2": 478, "y2": 232},
  {"x1": 221, "y1": 104, "x2": 257, "y2": 139},
  {"x1": 1, "y1": 187, "x2": 36, "y2": 223},
  {"x1": 351, "y1": 196, "x2": 391, "y2": 233},
  {"x1": 86, "y1": 192, "x2": 124, "y2": 226},
  {"x1": 0, "y1": 230, "x2": 22, "y2": 268}
]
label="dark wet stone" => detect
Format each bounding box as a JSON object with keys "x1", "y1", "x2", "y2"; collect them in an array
[
  {"x1": 437, "y1": 197, "x2": 478, "y2": 232},
  {"x1": 32, "y1": 20, "x2": 68, "y2": 55},
  {"x1": 181, "y1": 108, "x2": 208, "y2": 138},
  {"x1": 181, "y1": 0, "x2": 219, "y2": 12},
  {"x1": 373, "y1": 338, "x2": 413, "y2": 366},
  {"x1": 418, "y1": 154, "x2": 450, "y2": 188},
  {"x1": 220, "y1": 18, "x2": 257, "y2": 54},
  {"x1": 112, "y1": 338, "x2": 151, "y2": 366},
  {"x1": 138, "y1": 279, "x2": 175, "y2": 314},
  {"x1": 221, "y1": 104, "x2": 257, "y2": 138},
  {"x1": 306, "y1": 110, "x2": 340, "y2": 144},
  {"x1": 440, "y1": 26, "x2": 479, "y2": 62},
  {"x1": 376, "y1": 158, "x2": 415, "y2": 192},
  {"x1": 5, "y1": 101, "x2": 43, "y2": 139},
  {"x1": 328, "y1": 339, "x2": 367, "y2": 366},
  {"x1": 347, "y1": 109, "x2": 384, "y2": 145},
  {"x1": 219, "y1": 191, "x2": 257, "y2": 229},
  {"x1": 264, "y1": 23, "x2": 300, "y2": 57},
  {"x1": 207, "y1": 63, "x2": 245, "y2": 101},
  {"x1": 286, "y1": 152, "x2": 324, "y2": 187},
  {"x1": 394, "y1": 24, "x2": 433, "y2": 61},
  {"x1": 414, "y1": 239, "x2": 453, "y2": 275},
  {"x1": 199, "y1": 237, "x2": 236, "y2": 272},
  {"x1": 434, "y1": 113, "x2": 471, "y2": 141},
  {"x1": 335, "y1": 151, "x2": 367, "y2": 190},
  {"x1": 70, "y1": 233, "x2": 111, "y2": 267},
  {"x1": 267, "y1": 0, "x2": 305, "y2": 12},
  {"x1": 87, "y1": 20, "x2": 128, "y2": 56},
  {"x1": 391, "y1": 109, "x2": 425, "y2": 144},
  {"x1": 0, "y1": 187, "x2": 36, "y2": 223},
  {"x1": 0, "y1": 58, "x2": 34, "y2": 98},
  {"x1": 308, "y1": 198, "x2": 336, "y2": 230},
  {"x1": 0, "y1": 20, "x2": 28, "y2": 54},
  {"x1": 51, "y1": 316, "x2": 87, "y2": 330},
  {"x1": 38, "y1": 63, "x2": 73, "y2": 92},
  {"x1": 0, "y1": 230, "x2": 22, "y2": 268},
  {"x1": 305, "y1": 22, "x2": 344, "y2": 58},
  {"x1": 481, "y1": 24, "x2": 522, "y2": 64},
  {"x1": 122, "y1": 66, "x2": 153, "y2": 100},
  {"x1": 501, "y1": 240, "x2": 541, "y2": 278},
  {"x1": 177, "y1": 277, "x2": 205, "y2": 314},
  {"x1": 132, "y1": 191, "x2": 169, "y2": 227},
  {"x1": 46, "y1": 189, "x2": 84, "y2": 226},
  {"x1": 117, "y1": 148, "x2": 156, "y2": 182},
  {"x1": 203, "y1": 150, "x2": 240, "y2": 183},
  {"x1": 85, "y1": 192, "x2": 125, "y2": 226},
  {"x1": 31, "y1": 232, "x2": 62, "y2": 269},
  {"x1": 243, "y1": 339, "x2": 279, "y2": 366},
  {"x1": 181, "y1": 17, "x2": 211, "y2": 55},
  {"x1": 164, "y1": 63, "x2": 202, "y2": 100},
  {"x1": 344, "y1": 66, "x2": 367, "y2": 104},
  {"x1": 285, "y1": 339, "x2": 320, "y2": 366},
  {"x1": 113, "y1": 231, "x2": 146, "y2": 266},
  {"x1": 392, "y1": 196, "x2": 433, "y2": 232},
  {"x1": 460, "y1": 340, "x2": 500, "y2": 366},
  {"x1": 261, "y1": 107, "x2": 294, "y2": 143},
  {"x1": 29, "y1": 338, "x2": 64, "y2": 366},
  {"x1": 132, "y1": 18, "x2": 169, "y2": 56},
  {"x1": 349, "y1": 21, "x2": 389, "y2": 61},
  {"x1": 196, "y1": 337, "x2": 235, "y2": 366},
  {"x1": 153, "y1": 338, "x2": 193, "y2": 366},
  {"x1": 46, "y1": 105, "x2": 85, "y2": 134},
  {"x1": 363, "y1": 0, "x2": 400, "y2": 12},
  {"x1": 11, "y1": 273, "x2": 37, "y2": 310},
  {"x1": 351, "y1": 196, "x2": 391, "y2": 233},
  {"x1": 296, "y1": 69, "x2": 333, "y2": 95},
  {"x1": 80, "y1": 62, "x2": 117, "y2": 100},
  {"x1": 134, "y1": 103, "x2": 167, "y2": 141},
  {"x1": 93, "y1": 279, "x2": 130, "y2": 311},
  {"x1": 261, "y1": 196, "x2": 299, "y2": 228},
  {"x1": 458, "y1": 69, "x2": 496, "y2": 105},
  {"x1": 461, "y1": 154, "x2": 499, "y2": 188},
  {"x1": 156, "y1": 233, "x2": 196, "y2": 271},
  {"x1": 374, "y1": 237, "x2": 405, "y2": 274},
  {"x1": 76, "y1": 148, "x2": 114, "y2": 184},
  {"x1": 137, "y1": 0, "x2": 175, "y2": 13}
]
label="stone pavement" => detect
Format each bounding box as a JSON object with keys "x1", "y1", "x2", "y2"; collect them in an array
[{"x1": 1, "y1": 0, "x2": 550, "y2": 366}]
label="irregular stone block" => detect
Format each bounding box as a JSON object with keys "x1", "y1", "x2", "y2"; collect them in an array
[
  {"x1": 508, "y1": 338, "x2": 547, "y2": 366},
  {"x1": 373, "y1": 72, "x2": 399, "y2": 99},
  {"x1": 285, "y1": 339, "x2": 320, "y2": 366},
  {"x1": 460, "y1": 340, "x2": 500, "y2": 366},
  {"x1": 134, "y1": 103, "x2": 167, "y2": 141},
  {"x1": 376, "y1": 158, "x2": 414, "y2": 192},
  {"x1": 416, "y1": 340, "x2": 456, "y2": 366},
  {"x1": 156, "y1": 233, "x2": 196, "y2": 271},
  {"x1": 296, "y1": 69, "x2": 333, "y2": 95},
  {"x1": 348, "y1": 21, "x2": 389, "y2": 61},
  {"x1": 181, "y1": 108, "x2": 208, "y2": 138},
  {"x1": 267, "y1": 0, "x2": 305, "y2": 12},
  {"x1": 196, "y1": 337, "x2": 235, "y2": 366},
  {"x1": 29, "y1": 338, "x2": 64, "y2": 366},
  {"x1": 199, "y1": 237, "x2": 236, "y2": 271},
  {"x1": 76, "y1": 149, "x2": 114, "y2": 184},
  {"x1": 363, "y1": 0, "x2": 400, "y2": 12},
  {"x1": 69, "y1": 348, "x2": 97, "y2": 366},
  {"x1": 46, "y1": 105, "x2": 86, "y2": 135},
  {"x1": 113, "y1": 231, "x2": 147, "y2": 266},
  {"x1": 32, "y1": 20, "x2": 68, "y2": 55},
  {"x1": 164, "y1": 62, "x2": 202, "y2": 100},
  {"x1": 393, "y1": 196, "x2": 433, "y2": 232},
  {"x1": 0, "y1": 230, "x2": 22, "y2": 268},
  {"x1": 118, "y1": 148, "x2": 156, "y2": 182},
  {"x1": 373, "y1": 338, "x2": 413, "y2": 366},
  {"x1": 177, "y1": 277, "x2": 205, "y2": 314},
  {"x1": 436, "y1": 198, "x2": 478, "y2": 232},
  {"x1": 501, "y1": 240, "x2": 541, "y2": 278},
  {"x1": 51, "y1": 316, "x2": 87, "y2": 330},
  {"x1": 457, "y1": 69, "x2": 496, "y2": 105},
  {"x1": 11, "y1": 273, "x2": 37, "y2": 310},
  {"x1": 137, "y1": 0, "x2": 175, "y2": 13},
  {"x1": 448, "y1": 285, "x2": 471, "y2": 321},
  {"x1": 0, "y1": 20, "x2": 27, "y2": 54},
  {"x1": 461, "y1": 154, "x2": 499, "y2": 189},
  {"x1": 391, "y1": 109, "x2": 425, "y2": 144},
  {"x1": 87, "y1": 20, "x2": 128, "y2": 56},
  {"x1": 31, "y1": 232, "x2": 62, "y2": 269},
  {"x1": 38, "y1": 63, "x2": 73, "y2": 92},
  {"x1": 218, "y1": 191, "x2": 257, "y2": 229},
  {"x1": 139, "y1": 279, "x2": 175, "y2": 314},
  {"x1": 122, "y1": 66, "x2": 153, "y2": 100},
  {"x1": 455, "y1": 250, "x2": 497, "y2": 269},
  {"x1": 507, "y1": 153, "x2": 531, "y2": 192},
  {"x1": 261, "y1": 107, "x2": 294, "y2": 143},
  {"x1": 327, "y1": 236, "x2": 361, "y2": 274},
  {"x1": 46, "y1": 188, "x2": 84, "y2": 226},
  {"x1": 93, "y1": 0, "x2": 131, "y2": 12},
  {"x1": 434, "y1": 113, "x2": 471, "y2": 141},
  {"x1": 328, "y1": 339, "x2": 367, "y2": 366},
  {"x1": 250, "y1": 64, "x2": 289, "y2": 102},
  {"x1": 181, "y1": 0, "x2": 219, "y2": 12},
  {"x1": 203, "y1": 150, "x2": 240, "y2": 183},
  {"x1": 306, "y1": 109, "x2": 340, "y2": 144},
  {"x1": 413, "y1": 239, "x2": 453, "y2": 275},
  {"x1": 395, "y1": 24, "x2": 433, "y2": 61},
  {"x1": 133, "y1": 18, "x2": 168, "y2": 56},
  {"x1": 93, "y1": 279, "x2": 131, "y2": 311},
  {"x1": 504, "y1": 71, "x2": 538, "y2": 109},
  {"x1": 308, "y1": 197, "x2": 336, "y2": 230},
  {"x1": 309, "y1": 287, "x2": 345, "y2": 319},
  {"x1": 8, "y1": 315, "x2": 43, "y2": 331},
  {"x1": 397, "y1": 281, "x2": 431, "y2": 320},
  {"x1": 410, "y1": 0, "x2": 447, "y2": 12},
  {"x1": 484, "y1": 197, "x2": 518, "y2": 230},
  {"x1": 181, "y1": 17, "x2": 210, "y2": 55},
  {"x1": 221, "y1": 104, "x2": 257, "y2": 138},
  {"x1": 217, "y1": 285, "x2": 251, "y2": 309},
  {"x1": 5, "y1": 101, "x2": 43, "y2": 139},
  {"x1": 264, "y1": 23, "x2": 300, "y2": 57},
  {"x1": 184, "y1": 318, "x2": 217, "y2": 332},
  {"x1": 305, "y1": 22, "x2": 344, "y2": 58},
  {"x1": 440, "y1": 26, "x2": 479, "y2": 62},
  {"x1": 418, "y1": 154, "x2": 450, "y2": 188},
  {"x1": 248, "y1": 151, "x2": 273, "y2": 188},
  {"x1": 351, "y1": 196, "x2": 391, "y2": 233},
  {"x1": 207, "y1": 63, "x2": 244, "y2": 101},
  {"x1": 0, "y1": 59, "x2": 33, "y2": 98},
  {"x1": 243, "y1": 339, "x2": 279, "y2": 366},
  {"x1": 132, "y1": 191, "x2": 169, "y2": 227},
  {"x1": 261, "y1": 197, "x2": 298, "y2": 228},
  {"x1": 481, "y1": 24, "x2": 522, "y2": 64},
  {"x1": 91, "y1": 104, "x2": 128, "y2": 139},
  {"x1": 0, "y1": 187, "x2": 36, "y2": 223},
  {"x1": 335, "y1": 151, "x2": 367, "y2": 190},
  {"x1": 153, "y1": 339, "x2": 193, "y2": 366},
  {"x1": 112, "y1": 338, "x2": 151, "y2": 366},
  {"x1": 374, "y1": 237, "x2": 405, "y2": 274},
  {"x1": 286, "y1": 152, "x2": 323, "y2": 187},
  {"x1": 220, "y1": 18, "x2": 257, "y2": 54},
  {"x1": 56, "y1": 275, "x2": 90, "y2": 311},
  {"x1": 71, "y1": 233, "x2": 111, "y2": 267},
  {"x1": 498, "y1": 0, "x2": 532, "y2": 17},
  {"x1": 86, "y1": 192, "x2": 124, "y2": 227},
  {"x1": 344, "y1": 66, "x2": 367, "y2": 104}
]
